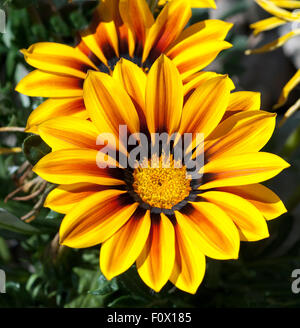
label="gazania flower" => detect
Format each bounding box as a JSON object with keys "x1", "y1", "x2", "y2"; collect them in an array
[
  {"x1": 158, "y1": 0, "x2": 216, "y2": 9},
  {"x1": 246, "y1": 0, "x2": 300, "y2": 124},
  {"x1": 32, "y1": 56, "x2": 289, "y2": 294},
  {"x1": 15, "y1": 0, "x2": 232, "y2": 133}
]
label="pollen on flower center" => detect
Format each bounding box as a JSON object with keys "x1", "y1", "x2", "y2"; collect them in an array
[{"x1": 132, "y1": 156, "x2": 191, "y2": 209}]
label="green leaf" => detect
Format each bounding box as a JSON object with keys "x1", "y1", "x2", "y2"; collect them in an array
[
  {"x1": 108, "y1": 295, "x2": 149, "y2": 308},
  {"x1": 0, "y1": 236, "x2": 11, "y2": 262},
  {"x1": 5, "y1": 46, "x2": 18, "y2": 79},
  {"x1": 0, "y1": 208, "x2": 39, "y2": 234},
  {"x1": 22, "y1": 135, "x2": 51, "y2": 166},
  {"x1": 65, "y1": 268, "x2": 109, "y2": 308},
  {"x1": 89, "y1": 275, "x2": 119, "y2": 296}
]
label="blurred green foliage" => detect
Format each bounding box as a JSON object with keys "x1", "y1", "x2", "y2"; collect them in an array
[{"x1": 0, "y1": 0, "x2": 300, "y2": 308}]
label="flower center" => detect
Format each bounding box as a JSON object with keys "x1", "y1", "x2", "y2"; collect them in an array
[{"x1": 132, "y1": 156, "x2": 191, "y2": 209}]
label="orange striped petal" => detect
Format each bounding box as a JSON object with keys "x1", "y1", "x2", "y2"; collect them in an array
[
  {"x1": 200, "y1": 152, "x2": 290, "y2": 190},
  {"x1": 15, "y1": 70, "x2": 83, "y2": 98},
  {"x1": 119, "y1": 0, "x2": 154, "y2": 46},
  {"x1": 216, "y1": 184, "x2": 287, "y2": 220},
  {"x1": 145, "y1": 55, "x2": 183, "y2": 134},
  {"x1": 83, "y1": 71, "x2": 140, "y2": 140},
  {"x1": 175, "y1": 202, "x2": 240, "y2": 259},
  {"x1": 167, "y1": 19, "x2": 232, "y2": 56},
  {"x1": 179, "y1": 76, "x2": 231, "y2": 139},
  {"x1": 183, "y1": 71, "x2": 235, "y2": 96},
  {"x1": 142, "y1": 0, "x2": 192, "y2": 62},
  {"x1": 93, "y1": 0, "x2": 120, "y2": 22},
  {"x1": 33, "y1": 149, "x2": 123, "y2": 186},
  {"x1": 201, "y1": 191, "x2": 269, "y2": 241},
  {"x1": 100, "y1": 209, "x2": 151, "y2": 280},
  {"x1": 112, "y1": 59, "x2": 147, "y2": 119},
  {"x1": 45, "y1": 183, "x2": 109, "y2": 214},
  {"x1": 38, "y1": 116, "x2": 100, "y2": 151},
  {"x1": 226, "y1": 91, "x2": 261, "y2": 112},
  {"x1": 20, "y1": 42, "x2": 97, "y2": 79},
  {"x1": 60, "y1": 190, "x2": 139, "y2": 248},
  {"x1": 25, "y1": 97, "x2": 87, "y2": 134},
  {"x1": 170, "y1": 40, "x2": 232, "y2": 80},
  {"x1": 81, "y1": 21, "x2": 119, "y2": 66},
  {"x1": 170, "y1": 222, "x2": 206, "y2": 294},
  {"x1": 137, "y1": 213, "x2": 175, "y2": 292},
  {"x1": 205, "y1": 111, "x2": 276, "y2": 159}
]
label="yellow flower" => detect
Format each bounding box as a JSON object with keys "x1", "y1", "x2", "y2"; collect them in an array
[
  {"x1": 15, "y1": 0, "x2": 231, "y2": 133},
  {"x1": 158, "y1": 0, "x2": 216, "y2": 9},
  {"x1": 246, "y1": 0, "x2": 300, "y2": 123},
  {"x1": 33, "y1": 56, "x2": 289, "y2": 294}
]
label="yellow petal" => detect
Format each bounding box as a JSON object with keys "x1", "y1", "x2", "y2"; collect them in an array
[
  {"x1": 145, "y1": 55, "x2": 183, "y2": 134},
  {"x1": 170, "y1": 222, "x2": 206, "y2": 294},
  {"x1": 169, "y1": 40, "x2": 232, "y2": 80},
  {"x1": 274, "y1": 69, "x2": 300, "y2": 109},
  {"x1": 15, "y1": 70, "x2": 83, "y2": 98},
  {"x1": 45, "y1": 183, "x2": 109, "y2": 214},
  {"x1": 205, "y1": 111, "x2": 276, "y2": 159},
  {"x1": 250, "y1": 17, "x2": 286, "y2": 36},
  {"x1": 227, "y1": 91, "x2": 261, "y2": 112},
  {"x1": 190, "y1": 0, "x2": 217, "y2": 8},
  {"x1": 38, "y1": 116, "x2": 100, "y2": 151},
  {"x1": 246, "y1": 29, "x2": 300, "y2": 55},
  {"x1": 119, "y1": 0, "x2": 154, "y2": 46},
  {"x1": 270, "y1": 0, "x2": 300, "y2": 8},
  {"x1": 279, "y1": 98, "x2": 300, "y2": 127},
  {"x1": 93, "y1": 0, "x2": 120, "y2": 22},
  {"x1": 176, "y1": 202, "x2": 240, "y2": 259},
  {"x1": 137, "y1": 213, "x2": 175, "y2": 292},
  {"x1": 80, "y1": 21, "x2": 119, "y2": 66},
  {"x1": 201, "y1": 191, "x2": 269, "y2": 241},
  {"x1": 83, "y1": 71, "x2": 140, "y2": 140},
  {"x1": 20, "y1": 42, "x2": 97, "y2": 79},
  {"x1": 142, "y1": 0, "x2": 192, "y2": 62},
  {"x1": 183, "y1": 71, "x2": 235, "y2": 96},
  {"x1": 255, "y1": 0, "x2": 300, "y2": 21},
  {"x1": 216, "y1": 184, "x2": 287, "y2": 220},
  {"x1": 60, "y1": 190, "x2": 139, "y2": 248},
  {"x1": 200, "y1": 152, "x2": 290, "y2": 189},
  {"x1": 179, "y1": 75, "x2": 231, "y2": 139},
  {"x1": 33, "y1": 149, "x2": 123, "y2": 186},
  {"x1": 158, "y1": 0, "x2": 216, "y2": 8},
  {"x1": 25, "y1": 98, "x2": 88, "y2": 134},
  {"x1": 222, "y1": 91, "x2": 261, "y2": 120},
  {"x1": 100, "y1": 210, "x2": 151, "y2": 280},
  {"x1": 112, "y1": 59, "x2": 147, "y2": 120},
  {"x1": 167, "y1": 19, "x2": 232, "y2": 57}
]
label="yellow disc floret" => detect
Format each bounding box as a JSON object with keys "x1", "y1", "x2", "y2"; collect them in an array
[{"x1": 132, "y1": 155, "x2": 191, "y2": 209}]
